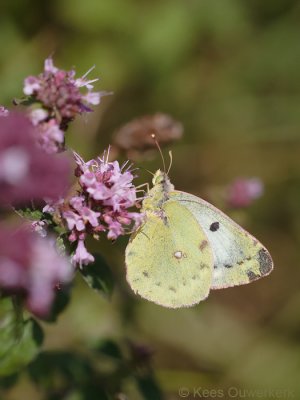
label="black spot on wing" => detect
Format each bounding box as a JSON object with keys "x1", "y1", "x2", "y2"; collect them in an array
[
  {"x1": 169, "y1": 286, "x2": 176, "y2": 292},
  {"x1": 247, "y1": 270, "x2": 260, "y2": 281},
  {"x1": 163, "y1": 215, "x2": 169, "y2": 226},
  {"x1": 143, "y1": 271, "x2": 149, "y2": 277},
  {"x1": 258, "y1": 248, "x2": 273, "y2": 275},
  {"x1": 210, "y1": 222, "x2": 220, "y2": 232},
  {"x1": 224, "y1": 264, "x2": 232, "y2": 268}
]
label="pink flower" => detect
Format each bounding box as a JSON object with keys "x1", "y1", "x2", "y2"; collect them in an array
[
  {"x1": 31, "y1": 220, "x2": 48, "y2": 237},
  {"x1": 29, "y1": 108, "x2": 48, "y2": 125},
  {"x1": 63, "y1": 195, "x2": 101, "y2": 232},
  {"x1": 63, "y1": 210, "x2": 86, "y2": 232},
  {"x1": 35, "y1": 120, "x2": 64, "y2": 154},
  {"x1": 0, "y1": 112, "x2": 71, "y2": 206},
  {"x1": 42, "y1": 198, "x2": 64, "y2": 214},
  {"x1": 71, "y1": 239, "x2": 95, "y2": 267},
  {"x1": 44, "y1": 58, "x2": 58, "y2": 74},
  {"x1": 104, "y1": 218, "x2": 123, "y2": 240},
  {"x1": 23, "y1": 77, "x2": 41, "y2": 96},
  {"x1": 0, "y1": 224, "x2": 73, "y2": 317},
  {"x1": 226, "y1": 177, "x2": 264, "y2": 208},
  {"x1": 0, "y1": 106, "x2": 9, "y2": 117},
  {"x1": 73, "y1": 65, "x2": 98, "y2": 89},
  {"x1": 46, "y1": 150, "x2": 142, "y2": 266},
  {"x1": 23, "y1": 58, "x2": 108, "y2": 127},
  {"x1": 77, "y1": 156, "x2": 138, "y2": 211},
  {"x1": 83, "y1": 91, "x2": 104, "y2": 105},
  {"x1": 73, "y1": 151, "x2": 142, "y2": 238}
]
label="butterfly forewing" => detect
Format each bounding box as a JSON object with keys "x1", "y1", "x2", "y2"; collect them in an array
[
  {"x1": 126, "y1": 200, "x2": 214, "y2": 307},
  {"x1": 171, "y1": 191, "x2": 273, "y2": 289}
]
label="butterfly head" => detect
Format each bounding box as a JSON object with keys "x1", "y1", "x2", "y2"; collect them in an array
[
  {"x1": 152, "y1": 169, "x2": 174, "y2": 191},
  {"x1": 152, "y1": 169, "x2": 166, "y2": 185},
  {"x1": 142, "y1": 170, "x2": 174, "y2": 212}
]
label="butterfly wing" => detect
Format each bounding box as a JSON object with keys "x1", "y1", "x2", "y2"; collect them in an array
[
  {"x1": 170, "y1": 191, "x2": 273, "y2": 289},
  {"x1": 125, "y1": 200, "x2": 214, "y2": 308}
]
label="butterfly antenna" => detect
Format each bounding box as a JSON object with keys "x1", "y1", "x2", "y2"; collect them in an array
[
  {"x1": 139, "y1": 166, "x2": 155, "y2": 177},
  {"x1": 151, "y1": 133, "x2": 166, "y2": 173},
  {"x1": 167, "y1": 150, "x2": 173, "y2": 175}
]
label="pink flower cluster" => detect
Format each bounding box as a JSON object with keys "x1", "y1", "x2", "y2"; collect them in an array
[
  {"x1": 23, "y1": 58, "x2": 108, "y2": 154},
  {"x1": 0, "y1": 57, "x2": 143, "y2": 319},
  {"x1": 52, "y1": 152, "x2": 143, "y2": 267},
  {"x1": 0, "y1": 113, "x2": 70, "y2": 206},
  {"x1": 226, "y1": 177, "x2": 264, "y2": 208},
  {"x1": 0, "y1": 106, "x2": 9, "y2": 117},
  {"x1": 0, "y1": 224, "x2": 73, "y2": 317}
]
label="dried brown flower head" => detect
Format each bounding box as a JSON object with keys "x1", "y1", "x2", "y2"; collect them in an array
[{"x1": 112, "y1": 113, "x2": 183, "y2": 160}]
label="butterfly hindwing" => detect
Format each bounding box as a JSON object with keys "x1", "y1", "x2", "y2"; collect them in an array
[
  {"x1": 126, "y1": 200, "x2": 214, "y2": 308},
  {"x1": 171, "y1": 191, "x2": 273, "y2": 289}
]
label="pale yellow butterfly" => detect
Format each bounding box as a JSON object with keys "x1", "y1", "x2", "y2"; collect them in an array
[{"x1": 125, "y1": 168, "x2": 273, "y2": 308}]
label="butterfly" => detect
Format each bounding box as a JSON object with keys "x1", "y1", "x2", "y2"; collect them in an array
[{"x1": 125, "y1": 168, "x2": 273, "y2": 309}]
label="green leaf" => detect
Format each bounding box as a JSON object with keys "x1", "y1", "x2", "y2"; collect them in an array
[
  {"x1": 135, "y1": 374, "x2": 164, "y2": 400},
  {"x1": 77, "y1": 385, "x2": 110, "y2": 400},
  {"x1": 0, "y1": 317, "x2": 44, "y2": 376},
  {"x1": 0, "y1": 296, "x2": 26, "y2": 362},
  {"x1": 0, "y1": 373, "x2": 19, "y2": 389},
  {"x1": 56, "y1": 236, "x2": 67, "y2": 254},
  {"x1": 16, "y1": 208, "x2": 43, "y2": 221},
  {"x1": 79, "y1": 254, "x2": 114, "y2": 299},
  {"x1": 43, "y1": 287, "x2": 71, "y2": 323},
  {"x1": 28, "y1": 351, "x2": 94, "y2": 390}
]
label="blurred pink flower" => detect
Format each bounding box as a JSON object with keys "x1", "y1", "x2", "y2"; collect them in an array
[
  {"x1": 226, "y1": 177, "x2": 264, "y2": 208},
  {"x1": 0, "y1": 106, "x2": 9, "y2": 117},
  {"x1": 0, "y1": 224, "x2": 73, "y2": 317},
  {"x1": 31, "y1": 220, "x2": 48, "y2": 238},
  {"x1": 0, "y1": 113, "x2": 71, "y2": 206},
  {"x1": 35, "y1": 119, "x2": 64, "y2": 154},
  {"x1": 29, "y1": 108, "x2": 48, "y2": 125}
]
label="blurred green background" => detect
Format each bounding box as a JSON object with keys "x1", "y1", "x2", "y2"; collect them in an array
[{"x1": 1, "y1": 0, "x2": 300, "y2": 399}]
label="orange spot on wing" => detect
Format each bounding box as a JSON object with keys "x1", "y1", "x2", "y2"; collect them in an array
[{"x1": 199, "y1": 240, "x2": 208, "y2": 251}]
